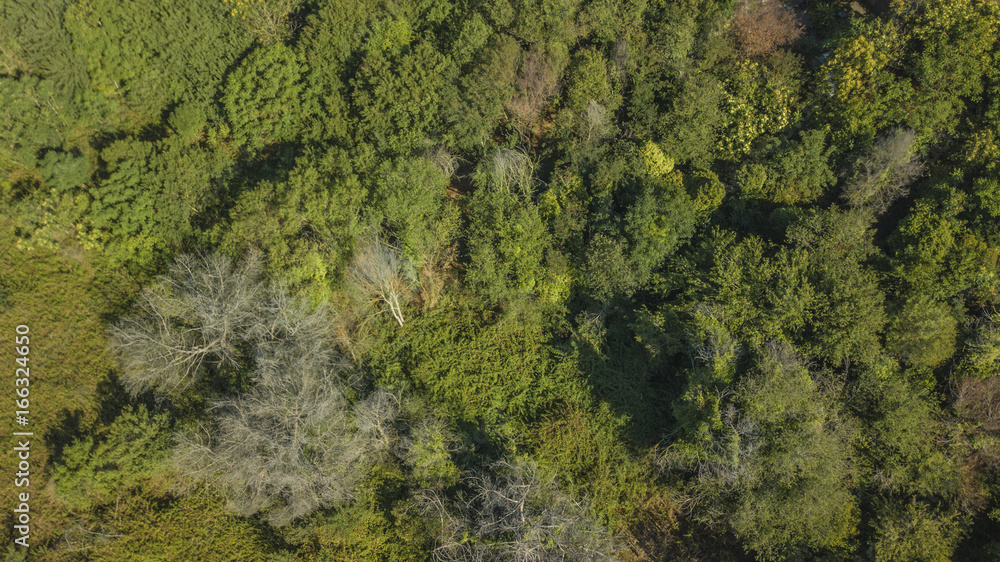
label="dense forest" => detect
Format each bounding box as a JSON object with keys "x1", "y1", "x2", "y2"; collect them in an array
[{"x1": 2, "y1": 0, "x2": 1000, "y2": 559}]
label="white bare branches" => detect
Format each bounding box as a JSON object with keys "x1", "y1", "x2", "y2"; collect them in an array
[
  {"x1": 347, "y1": 236, "x2": 414, "y2": 327},
  {"x1": 478, "y1": 148, "x2": 535, "y2": 197},
  {"x1": 176, "y1": 385, "x2": 397, "y2": 526},
  {"x1": 110, "y1": 250, "x2": 267, "y2": 398},
  {"x1": 423, "y1": 459, "x2": 618, "y2": 562},
  {"x1": 173, "y1": 289, "x2": 398, "y2": 526},
  {"x1": 111, "y1": 250, "x2": 401, "y2": 526},
  {"x1": 843, "y1": 128, "x2": 922, "y2": 215}
]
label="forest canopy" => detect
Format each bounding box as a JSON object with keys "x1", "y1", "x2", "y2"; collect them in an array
[{"x1": 2, "y1": 0, "x2": 1000, "y2": 560}]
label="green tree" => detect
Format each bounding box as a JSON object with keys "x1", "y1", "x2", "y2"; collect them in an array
[
  {"x1": 86, "y1": 133, "x2": 232, "y2": 269},
  {"x1": 371, "y1": 153, "x2": 460, "y2": 266},
  {"x1": 657, "y1": 72, "x2": 726, "y2": 168},
  {"x1": 440, "y1": 19, "x2": 520, "y2": 150},
  {"x1": 747, "y1": 128, "x2": 836, "y2": 205},
  {"x1": 52, "y1": 406, "x2": 172, "y2": 509},
  {"x1": 0, "y1": 76, "x2": 71, "y2": 169},
  {"x1": 821, "y1": 17, "x2": 912, "y2": 145},
  {"x1": 351, "y1": 41, "x2": 451, "y2": 154},
  {"x1": 666, "y1": 343, "x2": 858, "y2": 560},
  {"x1": 466, "y1": 150, "x2": 556, "y2": 306},
  {"x1": 222, "y1": 43, "x2": 307, "y2": 151},
  {"x1": 219, "y1": 147, "x2": 365, "y2": 300},
  {"x1": 891, "y1": 189, "x2": 996, "y2": 299},
  {"x1": 871, "y1": 500, "x2": 967, "y2": 562},
  {"x1": 885, "y1": 295, "x2": 958, "y2": 369},
  {"x1": 787, "y1": 209, "x2": 887, "y2": 365},
  {"x1": 731, "y1": 344, "x2": 858, "y2": 560},
  {"x1": 853, "y1": 360, "x2": 960, "y2": 498},
  {"x1": 64, "y1": 0, "x2": 250, "y2": 122}
]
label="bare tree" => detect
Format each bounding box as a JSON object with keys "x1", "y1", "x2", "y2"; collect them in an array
[
  {"x1": 174, "y1": 297, "x2": 398, "y2": 525},
  {"x1": 506, "y1": 49, "x2": 561, "y2": 139},
  {"x1": 177, "y1": 387, "x2": 397, "y2": 525},
  {"x1": 113, "y1": 251, "x2": 402, "y2": 525},
  {"x1": 582, "y1": 100, "x2": 612, "y2": 144},
  {"x1": 347, "y1": 236, "x2": 414, "y2": 327},
  {"x1": 955, "y1": 376, "x2": 1000, "y2": 434},
  {"x1": 843, "y1": 128, "x2": 922, "y2": 215},
  {"x1": 478, "y1": 148, "x2": 535, "y2": 197},
  {"x1": 109, "y1": 250, "x2": 267, "y2": 399},
  {"x1": 224, "y1": 0, "x2": 301, "y2": 44},
  {"x1": 424, "y1": 145, "x2": 460, "y2": 179},
  {"x1": 732, "y1": 0, "x2": 803, "y2": 59},
  {"x1": 421, "y1": 459, "x2": 618, "y2": 561}
]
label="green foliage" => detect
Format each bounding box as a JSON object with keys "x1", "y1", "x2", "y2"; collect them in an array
[
  {"x1": 220, "y1": 147, "x2": 364, "y2": 299},
  {"x1": 64, "y1": 0, "x2": 251, "y2": 122},
  {"x1": 371, "y1": 154, "x2": 460, "y2": 266},
  {"x1": 36, "y1": 150, "x2": 88, "y2": 192},
  {"x1": 223, "y1": 44, "x2": 306, "y2": 151},
  {"x1": 903, "y1": 0, "x2": 1000, "y2": 137},
  {"x1": 466, "y1": 163, "x2": 555, "y2": 306},
  {"x1": 505, "y1": 0, "x2": 582, "y2": 46},
  {"x1": 718, "y1": 59, "x2": 800, "y2": 159},
  {"x1": 736, "y1": 162, "x2": 768, "y2": 198},
  {"x1": 619, "y1": 164, "x2": 697, "y2": 293},
  {"x1": 853, "y1": 362, "x2": 960, "y2": 498},
  {"x1": 891, "y1": 189, "x2": 997, "y2": 299},
  {"x1": 10, "y1": 0, "x2": 1000, "y2": 555},
  {"x1": 666, "y1": 342, "x2": 858, "y2": 560},
  {"x1": 583, "y1": 233, "x2": 636, "y2": 300},
  {"x1": 224, "y1": 0, "x2": 302, "y2": 44},
  {"x1": 871, "y1": 500, "x2": 967, "y2": 562},
  {"x1": 88, "y1": 134, "x2": 231, "y2": 270},
  {"x1": 657, "y1": 71, "x2": 726, "y2": 167},
  {"x1": 168, "y1": 102, "x2": 208, "y2": 142},
  {"x1": 0, "y1": 0, "x2": 90, "y2": 98},
  {"x1": 441, "y1": 35, "x2": 519, "y2": 151},
  {"x1": 52, "y1": 406, "x2": 172, "y2": 510},
  {"x1": 757, "y1": 128, "x2": 836, "y2": 204},
  {"x1": 302, "y1": 463, "x2": 431, "y2": 561},
  {"x1": 401, "y1": 417, "x2": 461, "y2": 489},
  {"x1": 686, "y1": 168, "x2": 725, "y2": 217},
  {"x1": 564, "y1": 47, "x2": 620, "y2": 114},
  {"x1": 87, "y1": 491, "x2": 278, "y2": 560},
  {"x1": 0, "y1": 76, "x2": 71, "y2": 169},
  {"x1": 729, "y1": 345, "x2": 858, "y2": 560},
  {"x1": 962, "y1": 314, "x2": 1000, "y2": 378},
  {"x1": 821, "y1": 17, "x2": 912, "y2": 145},
  {"x1": 293, "y1": 0, "x2": 375, "y2": 144},
  {"x1": 533, "y1": 404, "x2": 657, "y2": 528},
  {"x1": 670, "y1": 230, "x2": 816, "y2": 349},
  {"x1": 787, "y1": 209, "x2": 887, "y2": 365},
  {"x1": 885, "y1": 295, "x2": 958, "y2": 369},
  {"x1": 371, "y1": 302, "x2": 587, "y2": 431},
  {"x1": 351, "y1": 41, "x2": 451, "y2": 154}
]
